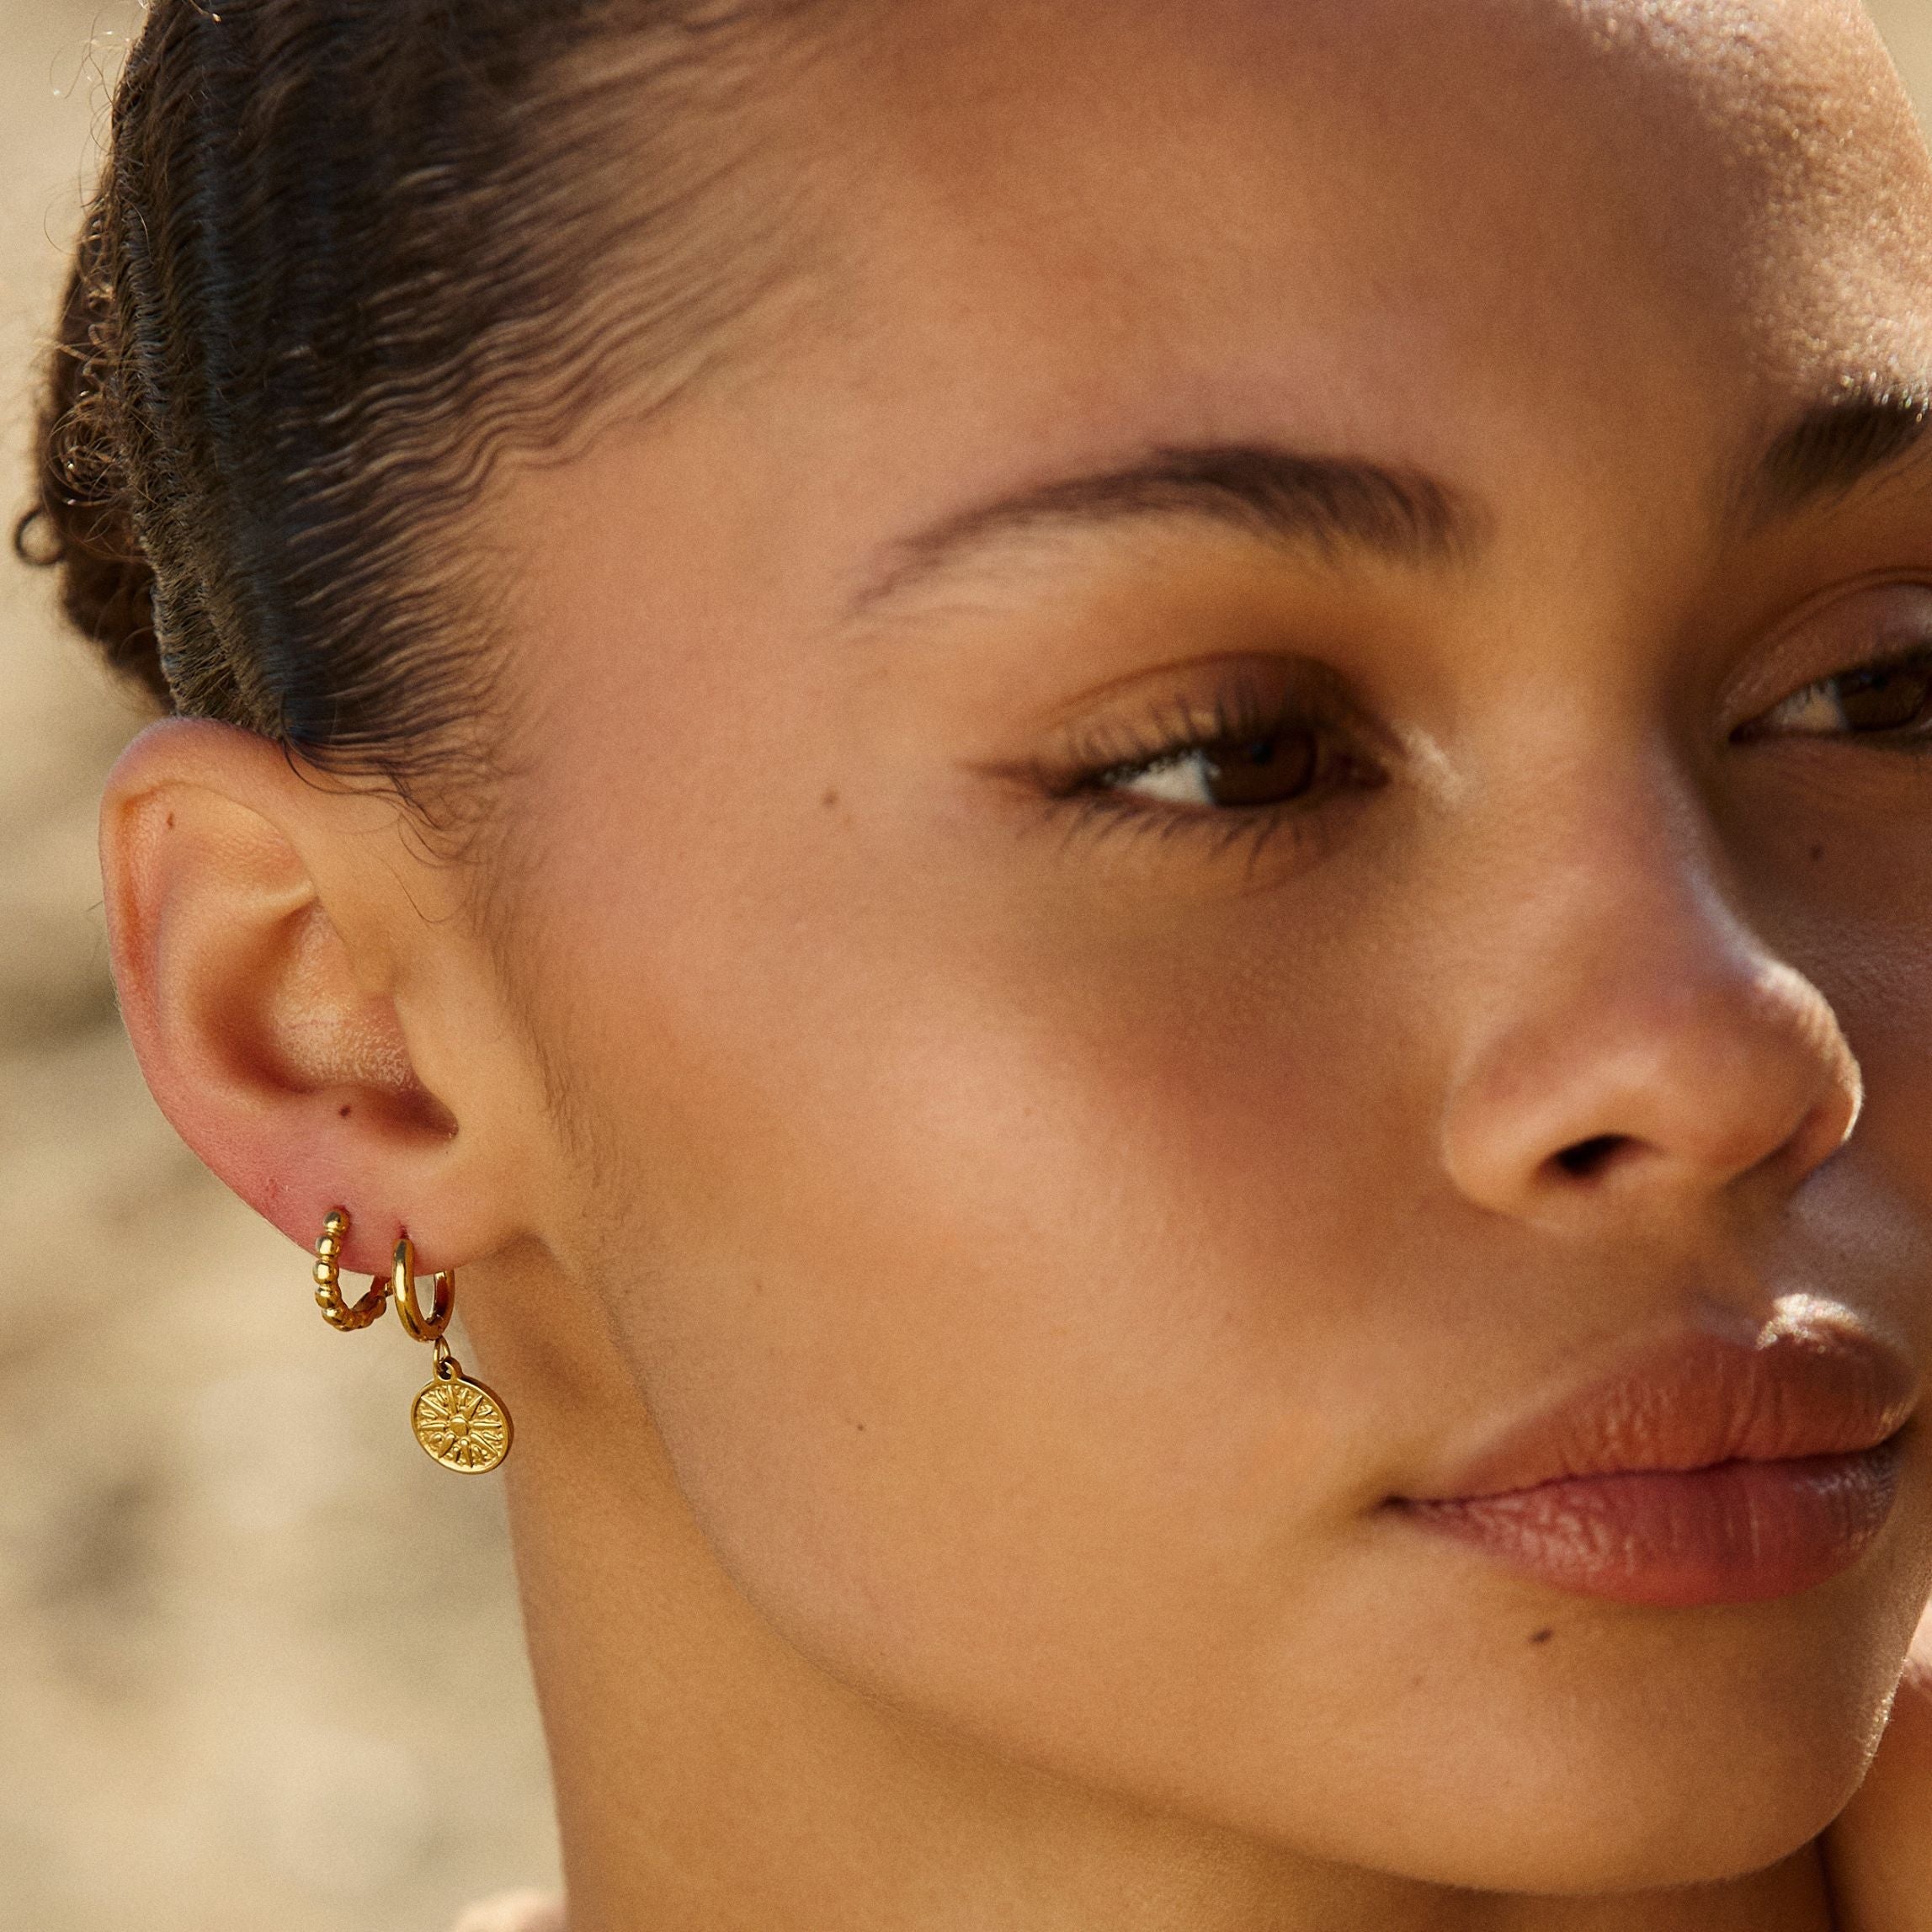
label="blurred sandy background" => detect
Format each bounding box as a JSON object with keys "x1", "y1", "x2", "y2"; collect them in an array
[{"x1": 2, "y1": 5, "x2": 1929, "y2": 1929}]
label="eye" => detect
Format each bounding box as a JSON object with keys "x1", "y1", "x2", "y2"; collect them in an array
[
  {"x1": 1738, "y1": 583, "x2": 1932, "y2": 748},
  {"x1": 1751, "y1": 651, "x2": 1932, "y2": 742},
  {"x1": 1032, "y1": 660, "x2": 1389, "y2": 870},
  {"x1": 1105, "y1": 726, "x2": 1323, "y2": 809}
]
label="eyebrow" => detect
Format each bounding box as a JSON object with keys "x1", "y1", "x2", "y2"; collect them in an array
[
  {"x1": 1748, "y1": 386, "x2": 1932, "y2": 523},
  {"x1": 855, "y1": 391, "x2": 1932, "y2": 615},
  {"x1": 855, "y1": 443, "x2": 1481, "y2": 611}
]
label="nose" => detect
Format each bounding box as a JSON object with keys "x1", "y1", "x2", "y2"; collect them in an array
[{"x1": 1439, "y1": 800, "x2": 1862, "y2": 1230}]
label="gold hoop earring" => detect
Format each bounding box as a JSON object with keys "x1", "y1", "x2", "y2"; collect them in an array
[
  {"x1": 392, "y1": 1234, "x2": 514, "y2": 1473},
  {"x1": 391, "y1": 1237, "x2": 454, "y2": 1342},
  {"x1": 311, "y1": 1210, "x2": 514, "y2": 1474},
  {"x1": 313, "y1": 1208, "x2": 390, "y2": 1330}
]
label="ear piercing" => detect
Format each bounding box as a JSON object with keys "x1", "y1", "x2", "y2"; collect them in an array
[{"x1": 312, "y1": 1208, "x2": 514, "y2": 1472}]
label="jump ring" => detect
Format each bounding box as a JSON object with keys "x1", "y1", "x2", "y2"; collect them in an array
[{"x1": 392, "y1": 1235, "x2": 455, "y2": 1342}]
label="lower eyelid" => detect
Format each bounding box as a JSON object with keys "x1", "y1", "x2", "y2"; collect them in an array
[{"x1": 1051, "y1": 790, "x2": 1322, "y2": 870}]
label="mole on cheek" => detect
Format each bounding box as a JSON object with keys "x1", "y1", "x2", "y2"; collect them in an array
[{"x1": 1530, "y1": 1628, "x2": 1555, "y2": 1646}]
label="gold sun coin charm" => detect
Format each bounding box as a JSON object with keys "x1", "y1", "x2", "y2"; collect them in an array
[{"x1": 411, "y1": 1358, "x2": 514, "y2": 1473}]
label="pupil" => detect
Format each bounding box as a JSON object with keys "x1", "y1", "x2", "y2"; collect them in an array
[
  {"x1": 1204, "y1": 730, "x2": 1319, "y2": 806},
  {"x1": 1839, "y1": 658, "x2": 1932, "y2": 733}
]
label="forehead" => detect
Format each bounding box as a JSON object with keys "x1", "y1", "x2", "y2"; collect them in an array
[{"x1": 780, "y1": 0, "x2": 1932, "y2": 490}]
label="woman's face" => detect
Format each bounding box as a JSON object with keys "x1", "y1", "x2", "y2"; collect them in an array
[{"x1": 486, "y1": 0, "x2": 1932, "y2": 1892}]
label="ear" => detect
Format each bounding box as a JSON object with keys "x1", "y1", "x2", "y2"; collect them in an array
[{"x1": 101, "y1": 717, "x2": 549, "y2": 1279}]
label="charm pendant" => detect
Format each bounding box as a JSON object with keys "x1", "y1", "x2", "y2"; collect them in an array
[{"x1": 411, "y1": 1339, "x2": 514, "y2": 1473}]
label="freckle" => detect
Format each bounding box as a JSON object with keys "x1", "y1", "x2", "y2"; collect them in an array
[
  {"x1": 339, "y1": 1104, "x2": 352, "y2": 1118},
  {"x1": 165, "y1": 813, "x2": 175, "y2": 829},
  {"x1": 854, "y1": 1421, "x2": 867, "y2": 1433},
  {"x1": 1530, "y1": 1628, "x2": 1555, "y2": 1646},
  {"x1": 1809, "y1": 844, "x2": 1825, "y2": 863},
  {"x1": 822, "y1": 789, "x2": 840, "y2": 810}
]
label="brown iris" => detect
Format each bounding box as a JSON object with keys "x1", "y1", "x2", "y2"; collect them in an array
[
  {"x1": 1190, "y1": 729, "x2": 1322, "y2": 806},
  {"x1": 1835, "y1": 655, "x2": 1932, "y2": 733}
]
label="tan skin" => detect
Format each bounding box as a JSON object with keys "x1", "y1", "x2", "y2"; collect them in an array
[{"x1": 93, "y1": 0, "x2": 1932, "y2": 1924}]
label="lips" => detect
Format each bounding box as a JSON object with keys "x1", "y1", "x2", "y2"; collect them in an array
[{"x1": 1392, "y1": 1315, "x2": 1917, "y2": 1608}]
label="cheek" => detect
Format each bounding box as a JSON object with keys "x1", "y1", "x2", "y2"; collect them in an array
[
  {"x1": 615, "y1": 987, "x2": 1409, "y2": 1855},
  {"x1": 591, "y1": 925, "x2": 1392, "y2": 1640},
  {"x1": 536, "y1": 796, "x2": 1476, "y2": 1739},
  {"x1": 1835, "y1": 927, "x2": 1932, "y2": 1247},
  {"x1": 1737, "y1": 767, "x2": 1932, "y2": 1295}
]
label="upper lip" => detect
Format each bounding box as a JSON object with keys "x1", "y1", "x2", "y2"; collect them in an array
[{"x1": 1402, "y1": 1307, "x2": 1918, "y2": 1504}]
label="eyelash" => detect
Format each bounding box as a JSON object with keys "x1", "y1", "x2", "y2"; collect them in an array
[
  {"x1": 1040, "y1": 678, "x2": 1378, "y2": 860},
  {"x1": 1033, "y1": 621, "x2": 1932, "y2": 870}
]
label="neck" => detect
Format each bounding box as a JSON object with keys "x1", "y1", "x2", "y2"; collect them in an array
[{"x1": 473, "y1": 1280, "x2": 1837, "y2": 1932}]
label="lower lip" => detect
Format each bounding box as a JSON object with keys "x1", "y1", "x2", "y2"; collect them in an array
[{"x1": 1396, "y1": 1446, "x2": 1903, "y2": 1608}]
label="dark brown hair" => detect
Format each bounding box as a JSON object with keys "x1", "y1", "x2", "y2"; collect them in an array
[{"x1": 18, "y1": 0, "x2": 819, "y2": 820}]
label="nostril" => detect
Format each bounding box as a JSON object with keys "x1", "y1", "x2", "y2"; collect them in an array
[{"x1": 1552, "y1": 1133, "x2": 1632, "y2": 1181}]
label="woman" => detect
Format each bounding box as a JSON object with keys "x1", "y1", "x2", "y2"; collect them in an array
[{"x1": 21, "y1": 0, "x2": 1932, "y2": 1924}]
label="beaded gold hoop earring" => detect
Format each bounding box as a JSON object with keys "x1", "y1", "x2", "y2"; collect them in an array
[
  {"x1": 311, "y1": 1209, "x2": 514, "y2": 1474},
  {"x1": 313, "y1": 1209, "x2": 388, "y2": 1330}
]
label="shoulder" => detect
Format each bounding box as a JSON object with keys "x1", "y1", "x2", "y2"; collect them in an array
[{"x1": 1827, "y1": 1617, "x2": 1932, "y2": 1931}]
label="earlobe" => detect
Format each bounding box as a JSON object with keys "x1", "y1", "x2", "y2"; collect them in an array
[{"x1": 100, "y1": 717, "x2": 535, "y2": 1278}]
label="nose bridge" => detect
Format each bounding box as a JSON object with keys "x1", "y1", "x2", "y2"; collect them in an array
[
  {"x1": 1439, "y1": 742, "x2": 1860, "y2": 1225},
  {"x1": 1479, "y1": 752, "x2": 1759, "y2": 1049}
]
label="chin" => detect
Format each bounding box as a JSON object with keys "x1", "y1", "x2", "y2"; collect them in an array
[
  {"x1": 1374, "y1": 1717, "x2": 1865, "y2": 1896},
  {"x1": 1179, "y1": 1544, "x2": 1927, "y2": 1896},
  {"x1": 1203, "y1": 1689, "x2": 1871, "y2": 1896}
]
